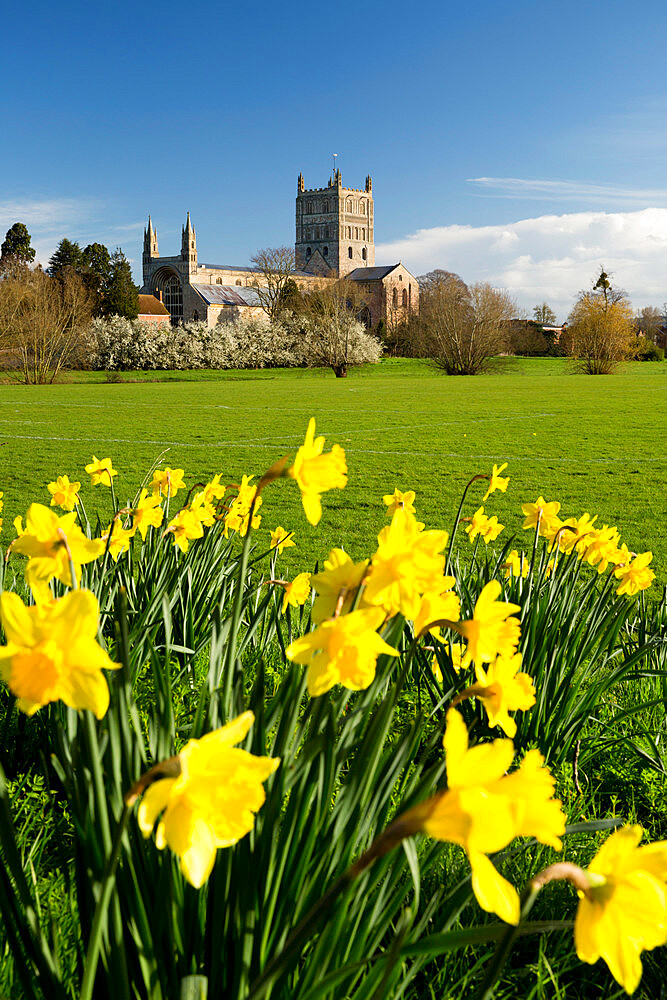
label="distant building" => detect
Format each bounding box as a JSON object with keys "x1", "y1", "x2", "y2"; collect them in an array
[
  {"x1": 141, "y1": 172, "x2": 418, "y2": 330},
  {"x1": 136, "y1": 293, "x2": 170, "y2": 327}
]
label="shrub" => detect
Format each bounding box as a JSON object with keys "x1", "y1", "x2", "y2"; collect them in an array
[{"x1": 633, "y1": 336, "x2": 664, "y2": 362}]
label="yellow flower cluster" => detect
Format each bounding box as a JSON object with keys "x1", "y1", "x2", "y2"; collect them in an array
[
  {"x1": 521, "y1": 497, "x2": 655, "y2": 596},
  {"x1": 464, "y1": 505, "x2": 504, "y2": 545}
]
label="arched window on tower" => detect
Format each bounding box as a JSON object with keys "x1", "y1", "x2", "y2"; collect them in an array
[
  {"x1": 236, "y1": 279, "x2": 243, "y2": 286},
  {"x1": 362, "y1": 247, "x2": 367, "y2": 261},
  {"x1": 216, "y1": 277, "x2": 223, "y2": 284},
  {"x1": 323, "y1": 246, "x2": 328, "y2": 257},
  {"x1": 402, "y1": 289, "x2": 408, "y2": 307},
  {"x1": 163, "y1": 274, "x2": 183, "y2": 326},
  {"x1": 392, "y1": 288, "x2": 398, "y2": 308},
  {"x1": 347, "y1": 226, "x2": 351, "y2": 238},
  {"x1": 346, "y1": 199, "x2": 352, "y2": 212},
  {"x1": 355, "y1": 227, "x2": 359, "y2": 239},
  {"x1": 306, "y1": 247, "x2": 312, "y2": 258},
  {"x1": 348, "y1": 246, "x2": 353, "y2": 259}
]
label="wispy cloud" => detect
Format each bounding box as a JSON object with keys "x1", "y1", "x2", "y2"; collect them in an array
[
  {"x1": 0, "y1": 197, "x2": 98, "y2": 232},
  {"x1": 377, "y1": 208, "x2": 667, "y2": 321},
  {"x1": 467, "y1": 177, "x2": 667, "y2": 205}
]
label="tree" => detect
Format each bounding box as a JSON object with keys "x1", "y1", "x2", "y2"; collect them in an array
[
  {"x1": 634, "y1": 306, "x2": 663, "y2": 344},
  {"x1": 103, "y1": 248, "x2": 139, "y2": 319},
  {"x1": 80, "y1": 242, "x2": 112, "y2": 315},
  {"x1": 48, "y1": 238, "x2": 84, "y2": 276},
  {"x1": 0, "y1": 266, "x2": 94, "y2": 383},
  {"x1": 566, "y1": 268, "x2": 634, "y2": 374},
  {"x1": 298, "y1": 279, "x2": 381, "y2": 377},
  {"x1": 533, "y1": 302, "x2": 557, "y2": 326},
  {"x1": 249, "y1": 246, "x2": 296, "y2": 321},
  {"x1": 419, "y1": 274, "x2": 515, "y2": 375},
  {"x1": 1, "y1": 223, "x2": 36, "y2": 268}
]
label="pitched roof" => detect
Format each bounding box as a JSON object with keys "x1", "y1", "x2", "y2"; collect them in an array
[
  {"x1": 346, "y1": 264, "x2": 399, "y2": 281},
  {"x1": 137, "y1": 294, "x2": 169, "y2": 315},
  {"x1": 191, "y1": 283, "x2": 262, "y2": 307},
  {"x1": 202, "y1": 263, "x2": 315, "y2": 278}
]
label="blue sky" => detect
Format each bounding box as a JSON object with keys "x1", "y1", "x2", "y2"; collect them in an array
[{"x1": 4, "y1": 0, "x2": 667, "y2": 318}]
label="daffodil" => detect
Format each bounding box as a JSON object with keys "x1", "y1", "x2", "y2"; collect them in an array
[
  {"x1": 482, "y1": 463, "x2": 510, "y2": 502},
  {"x1": 459, "y1": 652, "x2": 535, "y2": 737},
  {"x1": 364, "y1": 508, "x2": 449, "y2": 620},
  {"x1": 203, "y1": 474, "x2": 226, "y2": 503},
  {"x1": 85, "y1": 455, "x2": 117, "y2": 487},
  {"x1": 223, "y1": 475, "x2": 262, "y2": 537},
  {"x1": 12, "y1": 503, "x2": 105, "y2": 589},
  {"x1": 481, "y1": 515, "x2": 504, "y2": 544},
  {"x1": 286, "y1": 607, "x2": 399, "y2": 696},
  {"x1": 383, "y1": 488, "x2": 416, "y2": 517},
  {"x1": 0, "y1": 590, "x2": 119, "y2": 717},
  {"x1": 413, "y1": 582, "x2": 460, "y2": 639},
  {"x1": 136, "y1": 711, "x2": 279, "y2": 888},
  {"x1": 47, "y1": 475, "x2": 81, "y2": 511},
  {"x1": 150, "y1": 466, "x2": 186, "y2": 499},
  {"x1": 270, "y1": 526, "x2": 296, "y2": 555},
  {"x1": 574, "y1": 826, "x2": 667, "y2": 994},
  {"x1": 288, "y1": 418, "x2": 347, "y2": 526},
  {"x1": 614, "y1": 551, "x2": 655, "y2": 597},
  {"x1": 464, "y1": 506, "x2": 490, "y2": 542},
  {"x1": 415, "y1": 709, "x2": 565, "y2": 924},
  {"x1": 100, "y1": 521, "x2": 135, "y2": 562},
  {"x1": 190, "y1": 491, "x2": 217, "y2": 527},
  {"x1": 281, "y1": 572, "x2": 311, "y2": 613},
  {"x1": 458, "y1": 581, "x2": 521, "y2": 667},
  {"x1": 311, "y1": 548, "x2": 369, "y2": 624},
  {"x1": 556, "y1": 513, "x2": 598, "y2": 554},
  {"x1": 521, "y1": 497, "x2": 562, "y2": 538},
  {"x1": 502, "y1": 550, "x2": 529, "y2": 579},
  {"x1": 131, "y1": 488, "x2": 164, "y2": 540},
  {"x1": 167, "y1": 507, "x2": 204, "y2": 553},
  {"x1": 579, "y1": 524, "x2": 621, "y2": 574}
]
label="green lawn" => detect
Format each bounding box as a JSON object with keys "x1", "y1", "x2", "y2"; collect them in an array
[{"x1": 2, "y1": 357, "x2": 666, "y2": 584}]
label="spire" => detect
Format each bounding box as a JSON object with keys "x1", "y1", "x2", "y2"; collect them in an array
[
  {"x1": 365, "y1": 175, "x2": 372, "y2": 193},
  {"x1": 181, "y1": 212, "x2": 197, "y2": 266},
  {"x1": 144, "y1": 215, "x2": 158, "y2": 257},
  {"x1": 297, "y1": 172, "x2": 305, "y2": 193}
]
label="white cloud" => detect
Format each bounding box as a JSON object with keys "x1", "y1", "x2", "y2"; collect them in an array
[
  {"x1": 376, "y1": 208, "x2": 667, "y2": 321},
  {"x1": 0, "y1": 198, "x2": 97, "y2": 232},
  {"x1": 467, "y1": 177, "x2": 667, "y2": 205}
]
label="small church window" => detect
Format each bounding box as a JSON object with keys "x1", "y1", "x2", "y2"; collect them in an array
[
  {"x1": 392, "y1": 288, "x2": 398, "y2": 307},
  {"x1": 347, "y1": 226, "x2": 351, "y2": 238},
  {"x1": 216, "y1": 277, "x2": 223, "y2": 284},
  {"x1": 306, "y1": 247, "x2": 312, "y2": 257},
  {"x1": 347, "y1": 199, "x2": 352, "y2": 212},
  {"x1": 402, "y1": 289, "x2": 408, "y2": 307},
  {"x1": 323, "y1": 246, "x2": 328, "y2": 256},
  {"x1": 348, "y1": 246, "x2": 353, "y2": 259},
  {"x1": 362, "y1": 228, "x2": 365, "y2": 240},
  {"x1": 236, "y1": 279, "x2": 242, "y2": 286},
  {"x1": 362, "y1": 247, "x2": 367, "y2": 261}
]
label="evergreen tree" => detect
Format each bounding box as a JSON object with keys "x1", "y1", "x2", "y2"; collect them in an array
[
  {"x1": 1, "y1": 223, "x2": 36, "y2": 267},
  {"x1": 48, "y1": 238, "x2": 84, "y2": 276},
  {"x1": 82, "y1": 243, "x2": 112, "y2": 314},
  {"x1": 103, "y1": 248, "x2": 139, "y2": 319}
]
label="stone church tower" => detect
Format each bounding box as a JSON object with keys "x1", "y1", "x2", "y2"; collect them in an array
[{"x1": 295, "y1": 170, "x2": 375, "y2": 276}]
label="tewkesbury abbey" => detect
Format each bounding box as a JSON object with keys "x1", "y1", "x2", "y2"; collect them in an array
[{"x1": 140, "y1": 170, "x2": 419, "y2": 328}]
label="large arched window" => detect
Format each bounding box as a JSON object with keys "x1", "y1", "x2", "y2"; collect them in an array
[
  {"x1": 402, "y1": 289, "x2": 408, "y2": 307},
  {"x1": 163, "y1": 274, "x2": 183, "y2": 325},
  {"x1": 216, "y1": 277, "x2": 223, "y2": 284},
  {"x1": 392, "y1": 288, "x2": 398, "y2": 308}
]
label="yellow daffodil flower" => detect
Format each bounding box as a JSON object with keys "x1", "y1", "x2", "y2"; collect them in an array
[
  {"x1": 12, "y1": 503, "x2": 105, "y2": 589},
  {"x1": 465, "y1": 506, "x2": 490, "y2": 542},
  {"x1": 281, "y1": 572, "x2": 311, "y2": 613},
  {"x1": 131, "y1": 488, "x2": 164, "y2": 540},
  {"x1": 270, "y1": 526, "x2": 296, "y2": 555},
  {"x1": 579, "y1": 524, "x2": 621, "y2": 574},
  {"x1": 431, "y1": 656, "x2": 443, "y2": 684},
  {"x1": 101, "y1": 521, "x2": 135, "y2": 562},
  {"x1": 136, "y1": 711, "x2": 279, "y2": 888},
  {"x1": 416, "y1": 709, "x2": 565, "y2": 925},
  {"x1": 482, "y1": 463, "x2": 510, "y2": 502},
  {"x1": 458, "y1": 580, "x2": 521, "y2": 667},
  {"x1": 460, "y1": 652, "x2": 535, "y2": 738},
  {"x1": 203, "y1": 473, "x2": 226, "y2": 503},
  {"x1": 503, "y1": 550, "x2": 529, "y2": 579},
  {"x1": 286, "y1": 607, "x2": 399, "y2": 697},
  {"x1": 481, "y1": 514, "x2": 504, "y2": 544},
  {"x1": 223, "y1": 475, "x2": 262, "y2": 537},
  {"x1": 364, "y1": 508, "x2": 449, "y2": 620},
  {"x1": 311, "y1": 548, "x2": 369, "y2": 624},
  {"x1": 383, "y1": 488, "x2": 417, "y2": 517},
  {"x1": 288, "y1": 418, "x2": 347, "y2": 526},
  {"x1": 167, "y1": 507, "x2": 204, "y2": 553},
  {"x1": 413, "y1": 582, "x2": 460, "y2": 640},
  {"x1": 614, "y1": 551, "x2": 655, "y2": 596},
  {"x1": 0, "y1": 491, "x2": 3, "y2": 514},
  {"x1": 190, "y1": 491, "x2": 217, "y2": 527},
  {"x1": 574, "y1": 826, "x2": 667, "y2": 994},
  {"x1": 521, "y1": 497, "x2": 562, "y2": 538},
  {"x1": 556, "y1": 513, "x2": 598, "y2": 554},
  {"x1": 47, "y1": 475, "x2": 81, "y2": 512},
  {"x1": 0, "y1": 590, "x2": 119, "y2": 717},
  {"x1": 150, "y1": 466, "x2": 186, "y2": 499},
  {"x1": 85, "y1": 455, "x2": 117, "y2": 486}
]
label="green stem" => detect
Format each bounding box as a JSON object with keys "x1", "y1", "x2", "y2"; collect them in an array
[
  {"x1": 474, "y1": 884, "x2": 541, "y2": 1000},
  {"x1": 445, "y1": 474, "x2": 488, "y2": 575},
  {"x1": 79, "y1": 804, "x2": 130, "y2": 1000}
]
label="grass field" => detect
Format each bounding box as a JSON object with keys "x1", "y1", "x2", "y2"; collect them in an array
[{"x1": 1, "y1": 356, "x2": 666, "y2": 584}]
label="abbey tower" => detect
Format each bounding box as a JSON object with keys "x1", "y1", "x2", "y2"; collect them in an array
[{"x1": 295, "y1": 170, "x2": 375, "y2": 276}]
